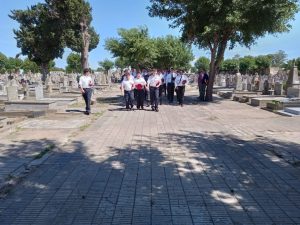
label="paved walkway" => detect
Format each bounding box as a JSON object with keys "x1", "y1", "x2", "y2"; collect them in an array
[{"x1": 1, "y1": 86, "x2": 300, "y2": 225}]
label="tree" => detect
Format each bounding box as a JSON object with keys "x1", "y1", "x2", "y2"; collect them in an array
[
  {"x1": 98, "y1": 59, "x2": 114, "y2": 73},
  {"x1": 22, "y1": 58, "x2": 39, "y2": 73},
  {"x1": 0, "y1": 52, "x2": 7, "y2": 74},
  {"x1": 269, "y1": 50, "x2": 288, "y2": 67},
  {"x1": 114, "y1": 57, "x2": 127, "y2": 70},
  {"x1": 220, "y1": 59, "x2": 240, "y2": 73},
  {"x1": 255, "y1": 55, "x2": 272, "y2": 74},
  {"x1": 284, "y1": 58, "x2": 300, "y2": 71},
  {"x1": 239, "y1": 56, "x2": 257, "y2": 74},
  {"x1": 154, "y1": 35, "x2": 193, "y2": 70},
  {"x1": 10, "y1": 3, "x2": 65, "y2": 81},
  {"x1": 105, "y1": 27, "x2": 158, "y2": 69},
  {"x1": 5, "y1": 57, "x2": 23, "y2": 73},
  {"x1": 148, "y1": 0, "x2": 299, "y2": 101},
  {"x1": 194, "y1": 57, "x2": 210, "y2": 72},
  {"x1": 66, "y1": 53, "x2": 82, "y2": 73},
  {"x1": 46, "y1": 0, "x2": 100, "y2": 69}
]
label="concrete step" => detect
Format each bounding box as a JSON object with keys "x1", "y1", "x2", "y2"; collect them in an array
[{"x1": 284, "y1": 107, "x2": 300, "y2": 115}]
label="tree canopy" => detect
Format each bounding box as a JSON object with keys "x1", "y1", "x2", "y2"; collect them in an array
[
  {"x1": 194, "y1": 57, "x2": 210, "y2": 72},
  {"x1": 105, "y1": 27, "x2": 193, "y2": 70},
  {"x1": 105, "y1": 27, "x2": 158, "y2": 69},
  {"x1": 98, "y1": 59, "x2": 114, "y2": 72},
  {"x1": 148, "y1": 0, "x2": 299, "y2": 101},
  {"x1": 10, "y1": 3, "x2": 65, "y2": 80},
  {"x1": 66, "y1": 52, "x2": 82, "y2": 73}
]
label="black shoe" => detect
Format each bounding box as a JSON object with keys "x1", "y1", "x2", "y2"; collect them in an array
[
  {"x1": 141, "y1": 107, "x2": 144, "y2": 110},
  {"x1": 151, "y1": 106, "x2": 155, "y2": 111},
  {"x1": 181, "y1": 104, "x2": 183, "y2": 107},
  {"x1": 85, "y1": 111, "x2": 90, "y2": 115},
  {"x1": 155, "y1": 108, "x2": 159, "y2": 112}
]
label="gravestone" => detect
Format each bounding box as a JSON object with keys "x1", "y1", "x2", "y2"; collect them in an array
[
  {"x1": 263, "y1": 80, "x2": 269, "y2": 95},
  {"x1": 35, "y1": 85, "x2": 44, "y2": 100},
  {"x1": 235, "y1": 72, "x2": 243, "y2": 91},
  {"x1": 7, "y1": 86, "x2": 18, "y2": 101},
  {"x1": 274, "y1": 82, "x2": 283, "y2": 95}
]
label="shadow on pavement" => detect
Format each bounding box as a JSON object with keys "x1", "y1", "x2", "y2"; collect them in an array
[{"x1": 0, "y1": 132, "x2": 300, "y2": 224}]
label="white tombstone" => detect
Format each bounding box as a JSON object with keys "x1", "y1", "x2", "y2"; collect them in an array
[
  {"x1": 235, "y1": 72, "x2": 243, "y2": 91},
  {"x1": 35, "y1": 85, "x2": 44, "y2": 100},
  {"x1": 7, "y1": 86, "x2": 18, "y2": 101}
]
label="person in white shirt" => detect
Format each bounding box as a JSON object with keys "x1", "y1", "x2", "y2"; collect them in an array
[
  {"x1": 147, "y1": 69, "x2": 161, "y2": 112},
  {"x1": 158, "y1": 70, "x2": 166, "y2": 105},
  {"x1": 79, "y1": 68, "x2": 94, "y2": 115},
  {"x1": 175, "y1": 70, "x2": 188, "y2": 107},
  {"x1": 121, "y1": 71, "x2": 135, "y2": 110},
  {"x1": 134, "y1": 72, "x2": 147, "y2": 110},
  {"x1": 165, "y1": 68, "x2": 177, "y2": 103}
]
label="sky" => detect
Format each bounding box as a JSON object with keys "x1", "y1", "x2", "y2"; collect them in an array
[{"x1": 1, "y1": 0, "x2": 300, "y2": 69}]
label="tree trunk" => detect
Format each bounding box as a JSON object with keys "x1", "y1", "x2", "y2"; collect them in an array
[
  {"x1": 40, "y1": 62, "x2": 49, "y2": 83},
  {"x1": 205, "y1": 47, "x2": 217, "y2": 102},
  {"x1": 81, "y1": 19, "x2": 90, "y2": 70},
  {"x1": 205, "y1": 38, "x2": 228, "y2": 102}
]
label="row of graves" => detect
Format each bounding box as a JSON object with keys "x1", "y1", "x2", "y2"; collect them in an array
[
  {"x1": 214, "y1": 66, "x2": 300, "y2": 116},
  {"x1": 0, "y1": 71, "x2": 112, "y2": 129}
]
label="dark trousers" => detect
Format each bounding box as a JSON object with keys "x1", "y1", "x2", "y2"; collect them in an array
[
  {"x1": 82, "y1": 88, "x2": 93, "y2": 112},
  {"x1": 200, "y1": 84, "x2": 207, "y2": 101},
  {"x1": 135, "y1": 89, "x2": 145, "y2": 109},
  {"x1": 144, "y1": 89, "x2": 150, "y2": 105},
  {"x1": 167, "y1": 83, "x2": 175, "y2": 103},
  {"x1": 159, "y1": 84, "x2": 166, "y2": 104},
  {"x1": 150, "y1": 87, "x2": 159, "y2": 109},
  {"x1": 176, "y1": 86, "x2": 185, "y2": 105},
  {"x1": 124, "y1": 90, "x2": 134, "y2": 109}
]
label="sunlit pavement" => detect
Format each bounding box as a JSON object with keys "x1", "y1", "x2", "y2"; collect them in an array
[{"x1": 1, "y1": 87, "x2": 300, "y2": 225}]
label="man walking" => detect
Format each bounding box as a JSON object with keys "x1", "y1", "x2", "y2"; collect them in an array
[
  {"x1": 199, "y1": 70, "x2": 209, "y2": 101},
  {"x1": 175, "y1": 70, "x2": 188, "y2": 107},
  {"x1": 166, "y1": 68, "x2": 176, "y2": 103},
  {"x1": 79, "y1": 68, "x2": 94, "y2": 115},
  {"x1": 134, "y1": 72, "x2": 147, "y2": 110},
  {"x1": 147, "y1": 69, "x2": 161, "y2": 112}
]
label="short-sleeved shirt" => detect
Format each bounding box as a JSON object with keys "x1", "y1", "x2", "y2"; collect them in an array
[{"x1": 134, "y1": 77, "x2": 146, "y2": 90}]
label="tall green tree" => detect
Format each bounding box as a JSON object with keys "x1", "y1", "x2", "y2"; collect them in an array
[
  {"x1": 220, "y1": 58, "x2": 240, "y2": 73},
  {"x1": 239, "y1": 56, "x2": 257, "y2": 74},
  {"x1": 114, "y1": 57, "x2": 127, "y2": 70},
  {"x1": 284, "y1": 58, "x2": 300, "y2": 71},
  {"x1": 194, "y1": 57, "x2": 210, "y2": 72},
  {"x1": 0, "y1": 52, "x2": 7, "y2": 74},
  {"x1": 46, "y1": 0, "x2": 100, "y2": 69},
  {"x1": 255, "y1": 55, "x2": 272, "y2": 74},
  {"x1": 105, "y1": 27, "x2": 158, "y2": 69},
  {"x1": 22, "y1": 58, "x2": 40, "y2": 73},
  {"x1": 154, "y1": 35, "x2": 193, "y2": 70},
  {"x1": 5, "y1": 57, "x2": 23, "y2": 73},
  {"x1": 66, "y1": 53, "x2": 82, "y2": 73},
  {"x1": 269, "y1": 50, "x2": 288, "y2": 67},
  {"x1": 10, "y1": 3, "x2": 65, "y2": 81},
  {"x1": 148, "y1": 0, "x2": 299, "y2": 101},
  {"x1": 98, "y1": 59, "x2": 114, "y2": 73}
]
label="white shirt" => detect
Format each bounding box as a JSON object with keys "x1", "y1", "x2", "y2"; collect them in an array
[
  {"x1": 122, "y1": 79, "x2": 134, "y2": 91},
  {"x1": 175, "y1": 74, "x2": 188, "y2": 87},
  {"x1": 79, "y1": 75, "x2": 93, "y2": 88},
  {"x1": 165, "y1": 73, "x2": 176, "y2": 84},
  {"x1": 134, "y1": 77, "x2": 146, "y2": 90},
  {"x1": 147, "y1": 74, "x2": 161, "y2": 87}
]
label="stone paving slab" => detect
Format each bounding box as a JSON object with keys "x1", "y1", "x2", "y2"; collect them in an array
[{"x1": 0, "y1": 86, "x2": 300, "y2": 224}]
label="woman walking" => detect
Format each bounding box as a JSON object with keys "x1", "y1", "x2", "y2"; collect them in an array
[
  {"x1": 134, "y1": 72, "x2": 147, "y2": 110},
  {"x1": 121, "y1": 71, "x2": 135, "y2": 110}
]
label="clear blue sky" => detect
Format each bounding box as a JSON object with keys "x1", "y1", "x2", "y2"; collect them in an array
[{"x1": 1, "y1": 0, "x2": 300, "y2": 69}]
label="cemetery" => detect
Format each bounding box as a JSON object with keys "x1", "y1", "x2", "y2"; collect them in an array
[{"x1": 1, "y1": 0, "x2": 300, "y2": 224}]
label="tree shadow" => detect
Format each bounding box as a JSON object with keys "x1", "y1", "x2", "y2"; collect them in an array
[{"x1": 0, "y1": 132, "x2": 299, "y2": 224}]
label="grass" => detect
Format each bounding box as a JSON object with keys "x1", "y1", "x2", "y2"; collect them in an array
[
  {"x1": 79, "y1": 123, "x2": 90, "y2": 131},
  {"x1": 34, "y1": 143, "x2": 55, "y2": 160}
]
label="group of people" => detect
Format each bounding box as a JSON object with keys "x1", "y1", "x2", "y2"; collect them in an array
[
  {"x1": 120, "y1": 68, "x2": 189, "y2": 112},
  {"x1": 78, "y1": 67, "x2": 210, "y2": 115}
]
